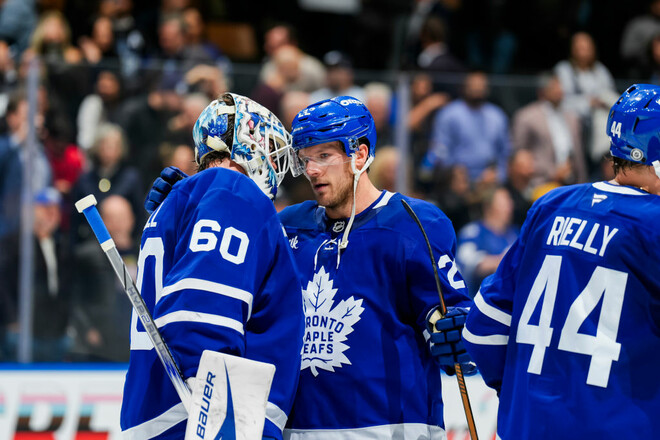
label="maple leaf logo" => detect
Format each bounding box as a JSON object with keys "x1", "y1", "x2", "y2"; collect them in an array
[{"x1": 301, "y1": 267, "x2": 364, "y2": 377}]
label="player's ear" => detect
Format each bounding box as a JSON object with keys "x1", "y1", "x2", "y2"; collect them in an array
[{"x1": 355, "y1": 143, "x2": 369, "y2": 169}]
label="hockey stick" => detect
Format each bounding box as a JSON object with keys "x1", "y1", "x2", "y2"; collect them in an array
[
  {"x1": 75, "y1": 195, "x2": 192, "y2": 411},
  {"x1": 401, "y1": 199, "x2": 479, "y2": 440}
]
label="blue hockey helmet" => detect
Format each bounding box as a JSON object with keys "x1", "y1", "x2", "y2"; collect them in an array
[
  {"x1": 607, "y1": 84, "x2": 660, "y2": 174},
  {"x1": 193, "y1": 93, "x2": 292, "y2": 200},
  {"x1": 290, "y1": 96, "x2": 376, "y2": 177}
]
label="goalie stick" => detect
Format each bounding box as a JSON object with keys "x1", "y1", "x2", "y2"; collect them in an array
[
  {"x1": 75, "y1": 194, "x2": 192, "y2": 411},
  {"x1": 76, "y1": 195, "x2": 276, "y2": 440},
  {"x1": 401, "y1": 199, "x2": 479, "y2": 440}
]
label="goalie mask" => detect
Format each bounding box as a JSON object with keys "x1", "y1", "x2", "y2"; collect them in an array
[
  {"x1": 193, "y1": 93, "x2": 292, "y2": 200},
  {"x1": 607, "y1": 84, "x2": 660, "y2": 178}
]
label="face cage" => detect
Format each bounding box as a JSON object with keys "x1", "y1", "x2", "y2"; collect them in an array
[{"x1": 234, "y1": 113, "x2": 292, "y2": 190}]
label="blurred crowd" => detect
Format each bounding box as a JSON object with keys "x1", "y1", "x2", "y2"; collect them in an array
[{"x1": 0, "y1": 0, "x2": 657, "y2": 362}]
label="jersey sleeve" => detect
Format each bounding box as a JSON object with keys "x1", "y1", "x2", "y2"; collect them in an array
[
  {"x1": 462, "y1": 202, "x2": 539, "y2": 392},
  {"x1": 153, "y1": 186, "x2": 303, "y2": 439},
  {"x1": 404, "y1": 208, "x2": 472, "y2": 336}
]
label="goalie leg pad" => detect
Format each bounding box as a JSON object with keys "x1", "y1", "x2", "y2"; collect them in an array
[{"x1": 185, "y1": 350, "x2": 276, "y2": 440}]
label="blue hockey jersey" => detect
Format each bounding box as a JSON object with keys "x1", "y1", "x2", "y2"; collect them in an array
[
  {"x1": 120, "y1": 167, "x2": 304, "y2": 439},
  {"x1": 463, "y1": 181, "x2": 660, "y2": 439},
  {"x1": 278, "y1": 191, "x2": 472, "y2": 439}
]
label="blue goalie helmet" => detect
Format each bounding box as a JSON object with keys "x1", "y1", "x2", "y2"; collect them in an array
[
  {"x1": 290, "y1": 96, "x2": 376, "y2": 177},
  {"x1": 607, "y1": 84, "x2": 660, "y2": 176},
  {"x1": 193, "y1": 93, "x2": 292, "y2": 200}
]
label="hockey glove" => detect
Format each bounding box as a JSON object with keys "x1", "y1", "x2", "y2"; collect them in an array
[
  {"x1": 144, "y1": 166, "x2": 188, "y2": 214},
  {"x1": 427, "y1": 306, "x2": 476, "y2": 376}
]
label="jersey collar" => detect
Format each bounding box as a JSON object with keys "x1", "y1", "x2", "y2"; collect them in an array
[
  {"x1": 315, "y1": 190, "x2": 395, "y2": 233},
  {"x1": 592, "y1": 181, "x2": 650, "y2": 196}
]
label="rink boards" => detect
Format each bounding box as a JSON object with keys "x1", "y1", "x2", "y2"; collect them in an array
[{"x1": 0, "y1": 365, "x2": 498, "y2": 439}]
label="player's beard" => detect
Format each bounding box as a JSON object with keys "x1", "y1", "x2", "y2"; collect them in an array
[{"x1": 313, "y1": 168, "x2": 355, "y2": 218}]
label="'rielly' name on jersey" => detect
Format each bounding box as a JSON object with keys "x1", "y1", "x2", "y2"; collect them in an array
[{"x1": 545, "y1": 215, "x2": 618, "y2": 257}]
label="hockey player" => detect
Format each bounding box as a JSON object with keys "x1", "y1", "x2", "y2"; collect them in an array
[
  {"x1": 280, "y1": 96, "x2": 473, "y2": 438},
  {"x1": 144, "y1": 96, "x2": 474, "y2": 439},
  {"x1": 462, "y1": 83, "x2": 660, "y2": 439},
  {"x1": 122, "y1": 93, "x2": 304, "y2": 439}
]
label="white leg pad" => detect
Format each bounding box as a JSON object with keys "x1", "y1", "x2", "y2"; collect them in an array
[{"x1": 185, "y1": 350, "x2": 276, "y2": 440}]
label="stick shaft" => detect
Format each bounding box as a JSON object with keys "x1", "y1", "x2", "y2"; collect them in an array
[
  {"x1": 76, "y1": 196, "x2": 191, "y2": 411},
  {"x1": 401, "y1": 199, "x2": 479, "y2": 440}
]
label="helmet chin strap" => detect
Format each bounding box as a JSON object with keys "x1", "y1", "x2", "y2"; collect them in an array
[
  {"x1": 654, "y1": 160, "x2": 660, "y2": 179},
  {"x1": 337, "y1": 151, "x2": 374, "y2": 268}
]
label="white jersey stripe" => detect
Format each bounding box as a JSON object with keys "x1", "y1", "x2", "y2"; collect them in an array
[
  {"x1": 463, "y1": 327, "x2": 509, "y2": 346},
  {"x1": 592, "y1": 181, "x2": 647, "y2": 196},
  {"x1": 266, "y1": 402, "x2": 288, "y2": 432},
  {"x1": 373, "y1": 191, "x2": 396, "y2": 209},
  {"x1": 154, "y1": 311, "x2": 245, "y2": 335},
  {"x1": 284, "y1": 423, "x2": 446, "y2": 440},
  {"x1": 474, "y1": 291, "x2": 512, "y2": 326},
  {"x1": 121, "y1": 402, "x2": 187, "y2": 439},
  {"x1": 161, "y1": 278, "x2": 254, "y2": 319}
]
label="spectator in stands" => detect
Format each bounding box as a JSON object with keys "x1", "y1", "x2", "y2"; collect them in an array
[
  {"x1": 553, "y1": 31, "x2": 619, "y2": 176},
  {"x1": 408, "y1": 72, "x2": 450, "y2": 193},
  {"x1": 364, "y1": 81, "x2": 394, "y2": 146},
  {"x1": 251, "y1": 44, "x2": 305, "y2": 118},
  {"x1": 503, "y1": 148, "x2": 534, "y2": 229},
  {"x1": 0, "y1": 187, "x2": 72, "y2": 362},
  {"x1": 183, "y1": 64, "x2": 228, "y2": 101},
  {"x1": 416, "y1": 16, "x2": 466, "y2": 75},
  {"x1": 77, "y1": 70, "x2": 123, "y2": 151},
  {"x1": 144, "y1": 12, "x2": 213, "y2": 94},
  {"x1": 0, "y1": 0, "x2": 37, "y2": 58},
  {"x1": 41, "y1": 109, "x2": 84, "y2": 236},
  {"x1": 78, "y1": 15, "x2": 118, "y2": 69},
  {"x1": 28, "y1": 10, "x2": 83, "y2": 65},
  {"x1": 27, "y1": 10, "x2": 88, "y2": 129},
  {"x1": 620, "y1": 0, "x2": 660, "y2": 77},
  {"x1": 116, "y1": 79, "x2": 182, "y2": 181},
  {"x1": 434, "y1": 164, "x2": 474, "y2": 233},
  {"x1": 164, "y1": 92, "x2": 209, "y2": 146},
  {"x1": 97, "y1": 0, "x2": 146, "y2": 94},
  {"x1": 456, "y1": 185, "x2": 518, "y2": 297},
  {"x1": 427, "y1": 70, "x2": 511, "y2": 185},
  {"x1": 369, "y1": 145, "x2": 400, "y2": 192},
  {"x1": 158, "y1": 142, "x2": 196, "y2": 177},
  {"x1": 70, "y1": 123, "x2": 144, "y2": 247},
  {"x1": 310, "y1": 51, "x2": 364, "y2": 103},
  {"x1": 279, "y1": 90, "x2": 310, "y2": 130},
  {"x1": 0, "y1": 90, "x2": 51, "y2": 240},
  {"x1": 71, "y1": 194, "x2": 135, "y2": 362},
  {"x1": 41, "y1": 108, "x2": 84, "y2": 200},
  {"x1": 0, "y1": 40, "x2": 18, "y2": 122},
  {"x1": 511, "y1": 73, "x2": 587, "y2": 188},
  {"x1": 259, "y1": 23, "x2": 325, "y2": 93},
  {"x1": 402, "y1": 0, "x2": 462, "y2": 70},
  {"x1": 182, "y1": 6, "x2": 232, "y2": 74}
]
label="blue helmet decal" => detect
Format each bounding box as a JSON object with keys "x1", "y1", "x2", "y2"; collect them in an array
[{"x1": 607, "y1": 84, "x2": 660, "y2": 165}]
